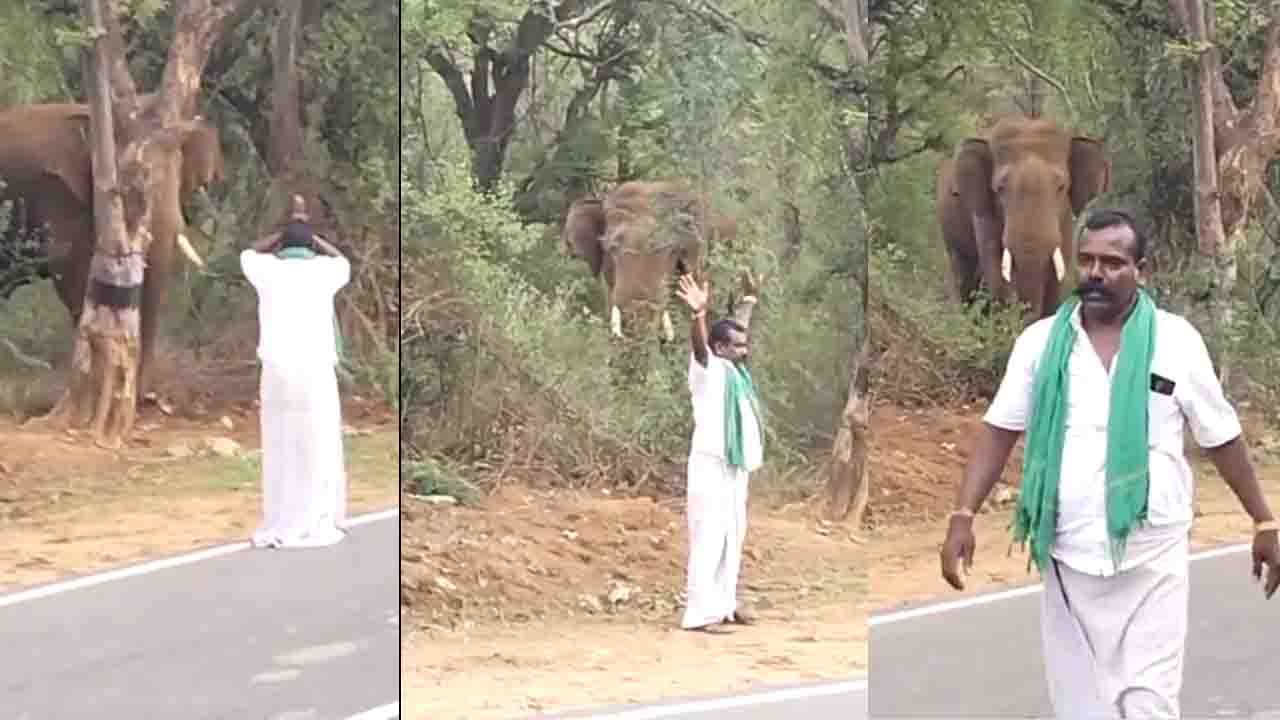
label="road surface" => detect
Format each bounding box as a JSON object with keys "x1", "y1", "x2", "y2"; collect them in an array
[
  {"x1": 530, "y1": 677, "x2": 866, "y2": 719},
  {"x1": 0, "y1": 509, "x2": 399, "y2": 720},
  {"x1": 869, "y1": 543, "x2": 1280, "y2": 718}
]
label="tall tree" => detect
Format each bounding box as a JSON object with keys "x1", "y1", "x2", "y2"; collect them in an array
[
  {"x1": 827, "y1": 0, "x2": 872, "y2": 525},
  {"x1": 54, "y1": 0, "x2": 262, "y2": 447},
  {"x1": 1169, "y1": 0, "x2": 1280, "y2": 385}
]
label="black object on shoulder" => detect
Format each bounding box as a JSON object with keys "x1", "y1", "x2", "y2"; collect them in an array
[{"x1": 280, "y1": 219, "x2": 314, "y2": 249}]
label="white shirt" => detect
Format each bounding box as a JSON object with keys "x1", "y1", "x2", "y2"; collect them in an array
[
  {"x1": 688, "y1": 352, "x2": 763, "y2": 472},
  {"x1": 240, "y1": 249, "x2": 350, "y2": 368},
  {"x1": 984, "y1": 304, "x2": 1241, "y2": 577}
]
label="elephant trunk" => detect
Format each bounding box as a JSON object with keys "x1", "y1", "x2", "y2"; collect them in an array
[{"x1": 1003, "y1": 211, "x2": 1064, "y2": 321}]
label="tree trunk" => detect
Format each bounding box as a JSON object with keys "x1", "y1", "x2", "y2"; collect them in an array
[
  {"x1": 829, "y1": 332, "x2": 871, "y2": 523},
  {"x1": 826, "y1": 0, "x2": 873, "y2": 525},
  {"x1": 1186, "y1": 0, "x2": 1234, "y2": 386},
  {"x1": 47, "y1": 0, "x2": 261, "y2": 446},
  {"x1": 54, "y1": 0, "x2": 143, "y2": 447},
  {"x1": 268, "y1": 0, "x2": 306, "y2": 178}
]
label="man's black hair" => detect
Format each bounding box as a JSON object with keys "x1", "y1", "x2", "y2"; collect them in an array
[
  {"x1": 1083, "y1": 207, "x2": 1147, "y2": 262},
  {"x1": 709, "y1": 318, "x2": 746, "y2": 349}
]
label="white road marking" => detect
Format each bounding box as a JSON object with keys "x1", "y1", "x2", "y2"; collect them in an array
[
  {"x1": 0, "y1": 506, "x2": 398, "y2": 610},
  {"x1": 344, "y1": 702, "x2": 399, "y2": 720},
  {"x1": 869, "y1": 541, "x2": 1251, "y2": 626},
  {"x1": 563, "y1": 679, "x2": 866, "y2": 719}
]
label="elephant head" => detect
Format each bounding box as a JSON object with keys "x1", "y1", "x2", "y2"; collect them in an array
[
  {"x1": 951, "y1": 115, "x2": 1110, "y2": 321},
  {"x1": 0, "y1": 102, "x2": 225, "y2": 396},
  {"x1": 562, "y1": 180, "x2": 731, "y2": 342}
]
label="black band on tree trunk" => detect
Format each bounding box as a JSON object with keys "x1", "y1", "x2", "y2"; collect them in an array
[{"x1": 90, "y1": 279, "x2": 142, "y2": 309}]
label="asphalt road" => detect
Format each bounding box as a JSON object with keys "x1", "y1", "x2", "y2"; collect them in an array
[
  {"x1": 869, "y1": 544, "x2": 1280, "y2": 718},
  {"x1": 530, "y1": 677, "x2": 867, "y2": 719},
  {"x1": 0, "y1": 510, "x2": 399, "y2": 720}
]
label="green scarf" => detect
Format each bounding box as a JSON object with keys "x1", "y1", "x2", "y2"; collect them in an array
[
  {"x1": 724, "y1": 360, "x2": 764, "y2": 470},
  {"x1": 1012, "y1": 289, "x2": 1156, "y2": 574},
  {"x1": 275, "y1": 246, "x2": 347, "y2": 366}
]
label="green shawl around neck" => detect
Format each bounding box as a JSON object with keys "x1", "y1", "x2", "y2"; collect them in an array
[
  {"x1": 724, "y1": 359, "x2": 764, "y2": 470},
  {"x1": 1012, "y1": 288, "x2": 1157, "y2": 574},
  {"x1": 274, "y1": 246, "x2": 346, "y2": 366}
]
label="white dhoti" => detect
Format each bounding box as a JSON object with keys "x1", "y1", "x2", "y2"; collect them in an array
[
  {"x1": 680, "y1": 452, "x2": 750, "y2": 629},
  {"x1": 1041, "y1": 558, "x2": 1189, "y2": 719},
  {"x1": 252, "y1": 359, "x2": 348, "y2": 549}
]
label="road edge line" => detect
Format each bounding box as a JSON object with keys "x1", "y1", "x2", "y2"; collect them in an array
[
  {"x1": 0, "y1": 505, "x2": 398, "y2": 610},
  {"x1": 868, "y1": 540, "x2": 1251, "y2": 626},
  {"x1": 564, "y1": 678, "x2": 867, "y2": 719},
  {"x1": 345, "y1": 701, "x2": 399, "y2": 720}
]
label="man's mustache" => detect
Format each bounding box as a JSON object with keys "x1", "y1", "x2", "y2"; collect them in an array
[{"x1": 1075, "y1": 280, "x2": 1111, "y2": 300}]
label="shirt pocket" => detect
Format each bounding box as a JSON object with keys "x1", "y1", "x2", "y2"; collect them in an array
[{"x1": 1147, "y1": 371, "x2": 1183, "y2": 450}]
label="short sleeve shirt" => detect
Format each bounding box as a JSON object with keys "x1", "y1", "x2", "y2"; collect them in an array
[{"x1": 984, "y1": 305, "x2": 1242, "y2": 576}]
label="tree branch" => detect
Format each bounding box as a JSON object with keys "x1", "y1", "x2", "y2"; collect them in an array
[
  {"x1": 988, "y1": 33, "x2": 1075, "y2": 118},
  {"x1": 424, "y1": 47, "x2": 477, "y2": 141},
  {"x1": 557, "y1": 0, "x2": 617, "y2": 30}
]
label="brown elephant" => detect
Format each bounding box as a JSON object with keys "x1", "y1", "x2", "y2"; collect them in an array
[
  {"x1": 937, "y1": 115, "x2": 1111, "y2": 321},
  {"x1": 562, "y1": 179, "x2": 736, "y2": 342},
  {"x1": 0, "y1": 102, "x2": 224, "y2": 394}
]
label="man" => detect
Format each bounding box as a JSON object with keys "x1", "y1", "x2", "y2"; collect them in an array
[
  {"x1": 674, "y1": 272, "x2": 764, "y2": 634},
  {"x1": 939, "y1": 207, "x2": 1280, "y2": 718},
  {"x1": 240, "y1": 194, "x2": 352, "y2": 548}
]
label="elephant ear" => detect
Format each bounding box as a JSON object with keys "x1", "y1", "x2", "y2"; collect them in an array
[
  {"x1": 1069, "y1": 136, "x2": 1110, "y2": 215},
  {"x1": 180, "y1": 120, "x2": 225, "y2": 200},
  {"x1": 953, "y1": 138, "x2": 996, "y2": 216},
  {"x1": 47, "y1": 109, "x2": 95, "y2": 210},
  {"x1": 564, "y1": 198, "x2": 607, "y2": 276}
]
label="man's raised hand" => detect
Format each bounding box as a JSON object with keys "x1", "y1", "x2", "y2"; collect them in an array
[{"x1": 677, "y1": 274, "x2": 709, "y2": 315}]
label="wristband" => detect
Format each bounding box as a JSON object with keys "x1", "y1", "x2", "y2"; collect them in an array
[
  {"x1": 1257, "y1": 520, "x2": 1279, "y2": 534},
  {"x1": 950, "y1": 507, "x2": 974, "y2": 520}
]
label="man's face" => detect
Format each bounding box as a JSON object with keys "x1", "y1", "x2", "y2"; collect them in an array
[
  {"x1": 713, "y1": 328, "x2": 750, "y2": 364},
  {"x1": 1075, "y1": 224, "x2": 1144, "y2": 321}
]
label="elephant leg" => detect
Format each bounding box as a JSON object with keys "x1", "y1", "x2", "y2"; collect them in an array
[
  {"x1": 46, "y1": 216, "x2": 93, "y2": 325},
  {"x1": 947, "y1": 244, "x2": 980, "y2": 306},
  {"x1": 973, "y1": 213, "x2": 1008, "y2": 304}
]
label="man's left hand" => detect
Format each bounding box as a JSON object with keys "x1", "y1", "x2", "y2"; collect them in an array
[{"x1": 1252, "y1": 529, "x2": 1280, "y2": 599}]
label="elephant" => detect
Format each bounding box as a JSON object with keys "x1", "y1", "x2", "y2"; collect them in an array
[
  {"x1": 0, "y1": 101, "x2": 223, "y2": 395},
  {"x1": 936, "y1": 115, "x2": 1111, "y2": 321},
  {"x1": 562, "y1": 179, "x2": 736, "y2": 342}
]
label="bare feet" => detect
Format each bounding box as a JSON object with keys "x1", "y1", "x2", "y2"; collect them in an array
[{"x1": 726, "y1": 610, "x2": 756, "y2": 625}]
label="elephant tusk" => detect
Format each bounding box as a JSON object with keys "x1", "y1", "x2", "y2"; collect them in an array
[
  {"x1": 661, "y1": 310, "x2": 674, "y2": 342},
  {"x1": 610, "y1": 306, "x2": 623, "y2": 338},
  {"x1": 1002, "y1": 247, "x2": 1066, "y2": 282},
  {"x1": 177, "y1": 233, "x2": 205, "y2": 269}
]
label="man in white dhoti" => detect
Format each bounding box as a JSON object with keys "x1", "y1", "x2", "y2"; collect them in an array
[
  {"x1": 940, "y1": 208, "x2": 1280, "y2": 718},
  {"x1": 240, "y1": 195, "x2": 352, "y2": 549},
  {"x1": 674, "y1": 272, "x2": 764, "y2": 634}
]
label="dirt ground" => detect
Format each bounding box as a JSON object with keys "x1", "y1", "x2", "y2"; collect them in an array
[
  {"x1": 0, "y1": 393, "x2": 398, "y2": 594},
  {"x1": 402, "y1": 400, "x2": 1280, "y2": 720}
]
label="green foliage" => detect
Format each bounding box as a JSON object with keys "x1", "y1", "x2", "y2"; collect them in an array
[{"x1": 403, "y1": 4, "x2": 867, "y2": 495}]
